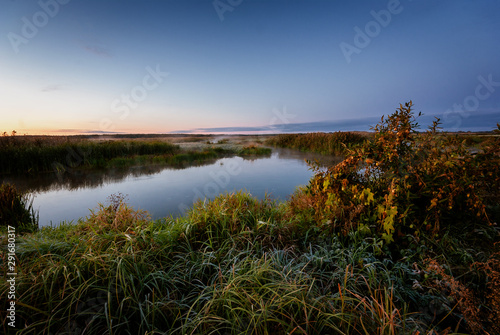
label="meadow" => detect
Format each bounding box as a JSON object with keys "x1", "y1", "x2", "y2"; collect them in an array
[{"x1": 0, "y1": 102, "x2": 499, "y2": 334}]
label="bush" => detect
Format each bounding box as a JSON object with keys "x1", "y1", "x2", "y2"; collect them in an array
[{"x1": 305, "y1": 101, "x2": 499, "y2": 246}]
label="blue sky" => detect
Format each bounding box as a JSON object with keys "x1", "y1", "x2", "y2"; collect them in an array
[{"x1": 1, "y1": 0, "x2": 499, "y2": 134}]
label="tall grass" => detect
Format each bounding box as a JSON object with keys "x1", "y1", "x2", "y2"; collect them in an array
[
  {"x1": 0, "y1": 183, "x2": 38, "y2": 232},
  {"x1": 0, "y1": 138, "x2": 180, "y2": 174},
  {"x1": 0, "y1": 191, "x2": 480, "y2": 334},
  {"x1": 0, "y1": 136, "x2": 272, "y2": 175},
  {"x1": 265, "y1": 132, "x2": 368, "y2": 156}
]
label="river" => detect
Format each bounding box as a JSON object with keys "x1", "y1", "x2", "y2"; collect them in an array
[{"x1": 2, "y1": 148, "x2": 341, "y2": 226}]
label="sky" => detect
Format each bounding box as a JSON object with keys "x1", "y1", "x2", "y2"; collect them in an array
[{"x1": 1, "y1": 0, "x2": 499, "y2": 135}]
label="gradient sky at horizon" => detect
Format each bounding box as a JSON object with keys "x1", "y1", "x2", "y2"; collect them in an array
[{"x1": 1, "y1": 0, "x2": 499, "y2": 135}]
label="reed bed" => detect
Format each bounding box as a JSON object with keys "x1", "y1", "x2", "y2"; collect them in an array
[
  {"x1": 265, "y1": 132, "x2": 368, "y2": 156},
  {"x1": 0, "y1": 183, "x2": 38, "y2": 232},
  {"x1": 0, "y1": 138, "x2": 180, "y2": 174},
  {"x1": 0, "y1": 136, "x2": 271, "y2": 175}
]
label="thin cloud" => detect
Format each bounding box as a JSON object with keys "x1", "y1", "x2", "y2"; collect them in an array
[
  {"x1": 83, "y1": 44, "x2": 112, "y2": 57},
  {"x1": 50, "y1": 129, "x2": 81, "y2": 134},
  {"x1": 82, "y1": 130, "x2": 122, "y2": 134},
  {"x1": 170, "y1": 112, "x2": 500, "y2": 134},
  {"x1": 171, "y1": 117, "x2": 380, "y2": 134},
  {"x1": 41, "y1": 84, "x2": 64, "y2": 92},
  {"x1": 50, "y1": 129, "x2": 122, "y2": 135}
]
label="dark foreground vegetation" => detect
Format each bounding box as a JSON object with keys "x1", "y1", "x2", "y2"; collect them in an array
[
  {"x1": 1, "y1": 102, "x2": 499, "y2": 334},
  {"x1": 0, "y1": 184, "x2": 38, "y2": 232}
]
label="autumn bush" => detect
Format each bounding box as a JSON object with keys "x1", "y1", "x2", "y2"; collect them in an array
[
  {"x1": 286, "y1": 101, "x2": 500, "y2": 333},
  {"x1": 304, "y1": 101, "x2": 499, "y2": 246},
  {"x1": 471, "y1": 246, "x2": 500, "y2": 334}
]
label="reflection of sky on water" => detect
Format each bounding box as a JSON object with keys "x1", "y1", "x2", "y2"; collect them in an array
[{"x1": 4, "y1": 150, "x2": 341, "y2": 227}]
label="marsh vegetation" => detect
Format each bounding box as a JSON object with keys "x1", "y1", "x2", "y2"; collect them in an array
[
  {"x1": 0, "y1": 134, "x2": 272, "y2": 175},
  {"x1": 265, "y1": 131, "x2": 368, "y2": 156},
  {"x1": 0, "y1": 183, "x2": 38, "y2": 233},
  {"x1": 1, "y1": 102, "x2": 499, "y2": 334}
]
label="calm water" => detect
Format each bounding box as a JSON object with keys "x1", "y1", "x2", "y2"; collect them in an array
[{"x1": 3, "y1": 149, "x2": 341, "y2": 226}]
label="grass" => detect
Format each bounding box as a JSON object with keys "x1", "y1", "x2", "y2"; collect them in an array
[
  {"x1": 0, "y1": 183, "x2": 38, "y2": 233},
  {"x1": 0, "y1": 192, "x2": 427, "y2": 334},
  {"x1": 265, "y1": 132, "x2": 368, "y2": 156},
  {"x1": 1, "y1": 190, "x2": 498, "y2": 334},
  {"x1": 265, "y1": 131, "x2": 496, "y2": 157}
]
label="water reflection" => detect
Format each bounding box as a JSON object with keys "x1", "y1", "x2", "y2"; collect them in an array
[
  {"x1": 1, "y1": 149, "x2": 343, "y2": 226},
  {"x1": 2, "y1": 159, "x2": 221, "y2": 193},
  {"x1": 271, "y1": 148, "x2": 343, "y2": 168},
  {"x1": 3, "y1": 149, "x2": 339, "y2": 194}
]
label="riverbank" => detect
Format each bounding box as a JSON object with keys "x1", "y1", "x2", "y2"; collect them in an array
[
  {"x1": 1, "y1": 187, "x2": 499, "y2": 334},
  {"x1": 0, "y1": 134, "x2": 272, "y2": 175}
]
